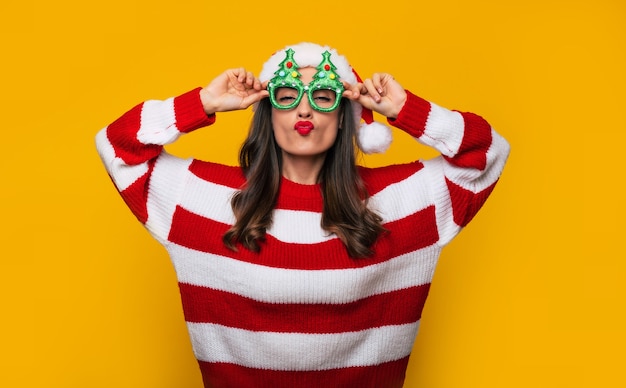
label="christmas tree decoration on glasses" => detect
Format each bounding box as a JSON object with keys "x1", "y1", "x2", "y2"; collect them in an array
[{"x1": 267, "y1": 48, "x2": 345, "y2": 112}]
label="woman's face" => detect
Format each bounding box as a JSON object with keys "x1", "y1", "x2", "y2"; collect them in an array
[{"x1": 271, "y1": 67, "x2": 340, "y2": 160}]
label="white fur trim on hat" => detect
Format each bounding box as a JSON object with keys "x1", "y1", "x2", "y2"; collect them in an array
[
  {"x1": 259, "y1": 42, "x2": 356, "y2": 84},
  {"x1": 260, "y1": 42, "x2": 393, "y2": 154}
]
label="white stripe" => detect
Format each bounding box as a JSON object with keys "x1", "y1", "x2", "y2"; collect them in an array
[
  {"x1": 144, "y1": 153, "x2": 194, "y2": 243},
  {"x1": 178, "y1": 174, "x2": 335, "y2": 244},
  {"x1": 187, "y1": 321, "x2": 420, "y2": 371},
  {"x1": 444, "y1": 128, "x2": 510, "y2": 192},
  {"x1": 95, "y1": 128, "x2": 115, "y2": 167},
  {"x1": 178, "y1": 173, "x2": 237, "y2": 225},
  {"x1": 421, "y1": 157, "x2": 457, "y2": 246},
  {"x1": 368, "y1": 169, "x2": 435, "y2": 223},
  {"x1": 95, "y1": 128, "x2": 149, "y2": 192},
  {"x1": 268, "y1": 209, "x2": 335, "y2": 243},
  {"x1": 137, "y1": 98, "x2": 181, "y2": 145},
  {"x1": 111, "y1": 160, "x2": 150, "y2": 192},
  {"x1": 169, "y1": 244, "x2": 439, "y2": 304},
  {"x1": 482, "y1": 129, "x2": 510, "y2": 187},
  {"x1": 421, "y1": 102, "x2": 464, "y2": 157}
]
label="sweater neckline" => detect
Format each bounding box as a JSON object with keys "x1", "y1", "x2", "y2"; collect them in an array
[{"x1": 280, "y1": 176, "x2": 322, "y2": 200}]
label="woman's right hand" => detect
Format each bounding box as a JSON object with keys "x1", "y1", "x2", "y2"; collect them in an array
[{"x1": 200, "y1": 68, "x2": 269, "y2": 115}]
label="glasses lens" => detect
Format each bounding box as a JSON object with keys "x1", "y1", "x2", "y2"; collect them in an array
[
  {"x1": 311, "y1": 89, "x2": 338, "y2": 110},
  {"x1": 272, "y1": 87, "x2": 301, "y2": 109}
]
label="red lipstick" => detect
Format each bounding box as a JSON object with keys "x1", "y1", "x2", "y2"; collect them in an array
[{"x1": 294, "y1": 121, "x2": 314, "y2": 136}]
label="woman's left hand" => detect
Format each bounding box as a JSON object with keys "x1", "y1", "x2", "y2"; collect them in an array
[{"x1": 343, "y1": 73, "x2": 407, "y2": 119}]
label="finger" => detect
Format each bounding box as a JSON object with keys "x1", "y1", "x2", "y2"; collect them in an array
[
  {"x1": 236, "y1": 67, "x2": 247, "y2": 83},
  {"x1": 362, "y1": 79, "x2": 382, "y2": 102},
  {"x1": 225, "y1": 68, "x2": 242, "y2": 89},
  {"x1": 242, "y1": 89, "x2": 269, "y2": 107},
  {"x1": 341, "y1": 82, "x2": 361, "y2": 100},
  {"x1": 245, "y1": 71, "x2": 256, "y2": 88},
  {"x1": 376, "y1": 73, "x2": 398, "y2": 95},
  {"x1": 372, "y1": 73, "x2": 384, "y2": 94},
  {"x1": 252, "y1": 76, "x2": 264, "y2": 90}
]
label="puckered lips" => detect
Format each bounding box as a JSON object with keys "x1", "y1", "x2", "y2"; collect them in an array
[{"x1": 294, "y1": 121, "x2": 314, "y2": 136}]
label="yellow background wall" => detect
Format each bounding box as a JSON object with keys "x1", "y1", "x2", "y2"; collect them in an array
[{"x1": 1, "y1": 0, "x2": 624, "y2": 386}]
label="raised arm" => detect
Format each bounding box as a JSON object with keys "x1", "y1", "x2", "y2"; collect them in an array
[
  {"x1": 350, "y1": 74, "x2": 511, "y2": 245},
  {"x1": 394, "y1": 91, "x2": 509, "y2": 242},
  {"x1": 95, "y1": 88, "x2": 215, "y2": 224},
  {"x1": 95, "y1": 69, "x2": 268, "y2": 228}
]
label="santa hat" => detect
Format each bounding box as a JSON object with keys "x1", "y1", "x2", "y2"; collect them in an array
[{"x1": 259, "y1": 42, "x2": 392, "y2": 154}]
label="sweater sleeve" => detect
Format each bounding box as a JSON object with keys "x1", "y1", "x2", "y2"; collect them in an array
[
  {"x1": 388, "y1": 91, "x2": 511, "y2": 246},
  {"x1": 95, "y1": 87, "x2": 215, "y2": 231}
]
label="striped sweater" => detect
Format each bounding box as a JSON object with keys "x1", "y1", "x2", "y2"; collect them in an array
[{"x1": 96, "y1": 87, "x2": 510, "y2": 387}]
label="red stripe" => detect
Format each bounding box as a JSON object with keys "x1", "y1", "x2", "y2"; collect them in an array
[
  {"x1": 167, "y1": 205, "x2": 438, "y2": 270},
  {"x1": 198, "y1": 357, "x2": 409, "y2": 388},
  {"x1": 386, "y1": 90, "x2": 432, "y2": 139},
  {"x1": 359, "y1": 161, "x2": 424, "y2": 196},
  {"x1": 179, "y1": 282, "x2": 430, "y2": 332},
  {"x1": 374, "y1": 205, "x2": 439, "y2": 257},
  {"x1": 188, "y1": 160, "x2": 245, "y2": 189},
  {"x1": 117, "y1": 159, "x2": 155, "y2": 224},
  {"x1": 188, "y1": 160, "x2": 427, "y2": 210},
  {"x1": 106, "y1": 103, "x2": 163, "y2": 165},
  {"x1": 172, "y1": 88, "x2": 216, "y2": 133},
  {"x1": 443, "y1": 111, "x2": 491, "y2": 170},
  {"x1": 447, "y1": 178, "x2": 498, "y2": 227},
  {"x1": 276, "y1": 178, "x2": 324, "y2": 212}
]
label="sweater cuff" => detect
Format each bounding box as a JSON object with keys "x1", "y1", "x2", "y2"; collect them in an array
[
  {"x1": 173, "y1": 87, "x2": 216, "y2": 133},
  {"x1": 386, "y1": 90, "x2": 432, "y2": 138}
]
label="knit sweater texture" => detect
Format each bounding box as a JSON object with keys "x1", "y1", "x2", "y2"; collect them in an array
[{"x1": 96, "y1": 87, "x2": 510, "y2": 387}]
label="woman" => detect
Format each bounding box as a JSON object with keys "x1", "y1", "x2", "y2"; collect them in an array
[{"x1": 96, "y1": 42, "x2": 510, "y2": 387}]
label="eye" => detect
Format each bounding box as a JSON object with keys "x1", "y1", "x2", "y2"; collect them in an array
[
  {"x1": 274, "y1": 87, "x2": 300, "y2": 107},
  {"x1": 314, "y1": 96, "x2": 332, "y2": 102},
  {"x1": 312, "y1": 89, "x2": 336, "y2": 108}
]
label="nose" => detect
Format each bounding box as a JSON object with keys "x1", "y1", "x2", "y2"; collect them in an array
[{"x1": 297, "y1": 95, "x2": 313, "y2": 118}]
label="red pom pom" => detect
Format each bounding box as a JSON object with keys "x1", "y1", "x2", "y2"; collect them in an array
[
  {"x1": 324, "y1": 64, "x2": 330, "y2": 71},
  {"x1": 287, "y1": 61, "x2": 293, "y2": 68}
]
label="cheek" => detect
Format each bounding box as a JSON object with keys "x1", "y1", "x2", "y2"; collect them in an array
[
  {"x1": 271, "y1": 110, "x2": 289, "y2": 130},
  {"x1": 322, "y1": 116, "x2": 340, "y2": 139},
  {"x1": 271, "y1": 113, "x2": 285, "y2": 133},
  {"x1": 325, "y1": 126, "x2": 339, "y2": 143}
]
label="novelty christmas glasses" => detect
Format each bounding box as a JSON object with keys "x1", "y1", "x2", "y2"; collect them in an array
[{"x1": 267, "y1": 48, "x2": 345, "y2": 112}]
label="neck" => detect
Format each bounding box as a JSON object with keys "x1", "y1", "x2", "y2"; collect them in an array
[{"x1": 281, "y1": 152, "x2": 326, "y2": 185}]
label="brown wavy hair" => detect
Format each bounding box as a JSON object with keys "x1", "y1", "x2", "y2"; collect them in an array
[{"x1": 222, "y1": 98, "x2": 385, "y2": 258}]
